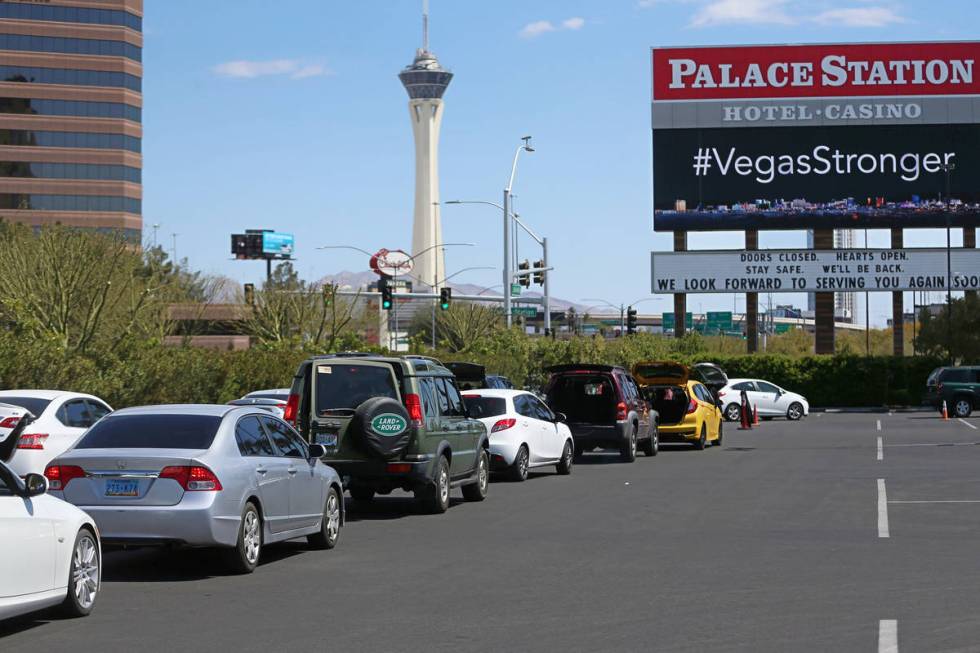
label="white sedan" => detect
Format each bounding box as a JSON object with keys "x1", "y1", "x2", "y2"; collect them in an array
[
  {"x1": 718, "y1": 379, "x2": 810, "y2": 422},
  {"x1": 0, "y1": 390, "x2": 113, "y2": 476},
  {"x1": 0, "y1": 459, "x2": 101, "y2": 620},
  {"x1": 462, "y1": 389, "x2": 574, "y2": 481}
]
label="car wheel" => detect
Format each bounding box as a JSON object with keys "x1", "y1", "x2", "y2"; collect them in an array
[
  {"x1": 724, "y1": 403, "x2": 741, "y2": 423},
  {"x1": 787, "y1": 402, "x2": 804, "y2": 421},
  {"x1": 227, "y1": 501, "x2": 262, "y2": 574},
  {"x1": 556, "y1": 440, "x2": 574, "y2": 475},
  {"x1": 509, "y1": 444, "x2": 530, "y2": 482},
  {"x1": 641, "y1": 426, "x2": 658, "y2": 457},
  {"x1": 694, "y1": 424, "x2": 707, "y2": 450},
  {"x1": 462, "y1": 450, "x2": 490, "y2": 502},
  {"x1": 416, "y1": 456, "x2": 450, "y2": 514},
  {"x1": 954, "y1": 398, "x2": 973, "y2": 418},
  {"x1": 61, "y1": 527, "x2": 100, "y2": 618},
  {"x1": 307, "y1": 486, "x2": 342, "y2": 550},
  {"x1": 349, "y1": 486, "x2": 375, "y2": 503},
  {"x1": 620, "y1": 426, "x2": 638, "y2": 462},
  {"x1": 715, "y1": 421, "x2": 724, "y2": 447}
]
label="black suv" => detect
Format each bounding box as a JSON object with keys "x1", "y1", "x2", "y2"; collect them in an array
[
  {"x1": 926, "y1": 366, "x2": 980, "y2": 418},
  {"x1": 543, "y1": 364, "x2": 658, "y2": 462},
  {"x1": 285, "y1": 353, "x2": 490, "y2": 513}
]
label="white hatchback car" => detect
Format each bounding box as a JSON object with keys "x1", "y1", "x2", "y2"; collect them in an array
[
  {"x1": 0, "y1": 391, "x2": 113, "y2": 476},
  {"x1": 718, "y1": 379, "x2": 810, "y2": 422},
  {"x1": 462, "y1": 389, "x2": 574, "y2": 481},
  {"x1": 0, "y1": 459, "x2": 101, "y2": 620}
]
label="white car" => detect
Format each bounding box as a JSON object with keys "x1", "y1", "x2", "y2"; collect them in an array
[
  {"x1": 0, "y1": 459, "x2": 101, "y2": 620},
  {"x1": 718, "y1": 379, "x2": 809, "y2": 422},
  {"x1": 462, "y1": 389, "x2": 574, "y2": 481},
  {"x1": 0, "y1": 391, "x2": 113, "y2": 476}
]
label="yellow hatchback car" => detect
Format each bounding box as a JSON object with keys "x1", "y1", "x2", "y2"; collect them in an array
[{"x1": 632, "y1": 361, "x2": 723, "y2": 450}]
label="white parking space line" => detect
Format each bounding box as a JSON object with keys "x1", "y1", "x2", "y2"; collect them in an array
[
  {"x1": 879, "y1": 620, "x2": 898, "y2": 653},
  {"x1": 877, "y1": 419, "x2": 882, "y2": 431},
  {"x1": 877, "y1": 436, "x2": 883, "y2": 461},
  {"x1": 878, "y1": 479, "x2": 889, "y2": 538},
  {"x1": 886, "y1": 442, "x2": 980, "y2": 448},
  {"x1": 889, "y1": 500, "x2": 980, "y2": 504},
  {"x1": 959, "y1": 419, "x2": 978, "y2": 430}
]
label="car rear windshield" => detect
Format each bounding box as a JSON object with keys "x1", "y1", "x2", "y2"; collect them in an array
[
  {"x1": 246, "y1": 393, "x2": 288, "y2": 401},
  {"x1": 315, "y1": 364, "x2": 399, "y2": 413},
  {"x1": 463, "y1": 396, "x2": 506, "y2": 418},
  {"x1": 0, "y1": 396, "x2": 51, "y2": 417},
  {"x1": 76, "y1": 414, "x2": 222, "y2": 449}
]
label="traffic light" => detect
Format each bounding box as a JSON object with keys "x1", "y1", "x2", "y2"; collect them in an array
[
  {"x1": 322, "y1": 283, "x2": 334, "y2": 307},
  {"x1": 626, "y1": 307, "x2": 638, "y2": 335},
  {"x1": 532, "y1": 259, "x2": 545, "y2": 285},
  {"x1": 439, "y1": 287, "x2": 452, "y2": 310},
  {"x1": 379, "y1": 277, "x2": 393, "y2": 311},
  {"x1": 243, "y1": 283, "x2": 255, "y2": 306},
  {"x1": 518, "y1": 260, "x2": 531, "y2": 287}
]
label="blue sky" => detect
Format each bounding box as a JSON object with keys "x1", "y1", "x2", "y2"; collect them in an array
[{"x1": 143, "y1": 1, "x2": 976, "y2": 325}]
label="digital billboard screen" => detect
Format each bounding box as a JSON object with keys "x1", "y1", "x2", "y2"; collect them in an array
[{"x1": 652, "y1": 42, "x2": 980, "y2": 231}]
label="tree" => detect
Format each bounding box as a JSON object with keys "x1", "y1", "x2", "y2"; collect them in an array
[
  {"x1": 416, "y1": 302, "x2": 502, "y2": 353},
  {"x1": 916, "y1": 294, "x2": 980, "y2": 363}
]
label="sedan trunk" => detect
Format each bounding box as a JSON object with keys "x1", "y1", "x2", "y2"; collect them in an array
[{"x1": 57, "y1": 449, "x2": 207, "y2": 507}]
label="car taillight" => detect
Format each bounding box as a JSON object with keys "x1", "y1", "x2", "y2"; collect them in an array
[
  {"x1": 44, "y1": 465, "x2": 85, "y2": 490},
  {"x1": 616, "y1": 401, "x2": 628, "y2": 421},
  {"x1": 386, "y1": 463, "x2": 412, "y2": 474},
  {"x1": 491, "y1": 418, "x2": 516, "y2": 433},
  {"x1": 283, "y1": 393, "x2": 300, "y2": 425},
  {"x1": 17, "y1": 433, "x2": 48, "y2": 450},
  {"x1": 0, "y1": 416, "x2": 21, "y2": 428},
  {"x1": 404, "y1": 394, "x2": 424, "y2": 428},
  {"x1": 160, "y1": 466, "x2": 222, "y2": 491},
  {"x1": 687, "y1": 398, "x2": 699, "y2": 414},
  {"x1": 717, "y1": 391, "x2": 726, "y2": 398}
]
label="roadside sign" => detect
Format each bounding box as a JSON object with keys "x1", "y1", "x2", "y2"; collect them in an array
[
  {"x1": 371, "y1": 249, "x2": 414, "y2": 277},
  {"x1": 662, "y1": 312, "x2": 693, "y2": 331},
  {"x1": 775, "y1": 324, "x2": 793, "y2": 334},
  {"x1": 510, "y1": 283, "x2": 523, "y2": 297},
  {"x1": 512, "y1": 306, "x2": 537, "y2": 318}
]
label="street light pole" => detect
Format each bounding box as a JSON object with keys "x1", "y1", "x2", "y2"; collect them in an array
[
  {"x1": 943, "y1": 162, "x2": 955, "y2": 364},
  {"x1": 503, "y1": 188, "x2": 511, "y2": 328},
  {"x1": 542, "y1": 236, "x2": 551, "y2": 335}
]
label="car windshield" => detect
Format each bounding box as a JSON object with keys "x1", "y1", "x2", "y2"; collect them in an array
[
  {"x1": 315, "y1": 364, "x2": 399, "y2": 413},
  {"x1": 76, "y1": 414, "x2": 222, "y2": 449},
  {"x1": 0, "y1": 396, "x2": 51, "y2": 416},
  {"x1": 463, "y1": 396, "x2": 506, "y2": 418}
]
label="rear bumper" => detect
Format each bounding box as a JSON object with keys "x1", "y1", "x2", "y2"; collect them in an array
[
  {"x1": 658, "y1": 417, "x2": 699, "y2": 442},
  {"x1": 566, "y1": 422, "x2": 628, "y2": 450},
  {"x1": 329, "y1": 458, "x2": 434, "y2": 492}
]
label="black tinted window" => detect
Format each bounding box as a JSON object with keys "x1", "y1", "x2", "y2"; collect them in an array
[
  {"x1": 530, "y1": 397, "x2": 554, "y2": 421},
  {"x1": 236, "y1": 417, "x2": 275, "y2": 456},
  {"x1": 731, "y1": 382, "x2": 756, "y2": 391},
  {"x1": 77, "y1": 415, "x2": 221, "y2": 449},
  {"x1": 86, "y1": 401, "x2": 111, "y2": 422},
  {"x1": 756, "y1": 381, "x2": 780, "y2": 393},
  {"x1": 0, "y1": 396, "x2": 51, "y2": 416},
  {"x1": 314, "y1": 364, "x2": 398, "y2": 413},
  {"x1": 941, "y1": 369, "x2": 971, "y2": 383},
  {"x1": 462, "y1": 396, "x2": 506, "y2": 418},
  {"x1": 60, "y1": 400, "x2": 92, "y2": 427},
  {"x1": 261, "y1": 417, "x2": 306, "y2": 458},
  {"x1": 513, "y1": 395, "x2": 535, "y2": 418},
  {"x1": 438, "y1": 378, "x2": 465, "y2": 417},
  {"x1": 418, "y1": 377, "x2": 439, "y2": 419}
]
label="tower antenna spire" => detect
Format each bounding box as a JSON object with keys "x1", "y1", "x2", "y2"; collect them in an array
[{"x1": 422, "y1": 0, "x2": 429, "y2": 52}]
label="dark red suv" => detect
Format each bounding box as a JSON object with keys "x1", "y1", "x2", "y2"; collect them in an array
[{"x1": 543, "y1": 365, "x2": 658, "y2": 462}]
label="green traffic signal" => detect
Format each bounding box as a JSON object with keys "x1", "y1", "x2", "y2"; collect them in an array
[{"x1": 439, "y1": 288, "x2": 452, "y2": 310}]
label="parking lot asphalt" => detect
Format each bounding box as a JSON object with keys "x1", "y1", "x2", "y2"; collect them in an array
[{"x1": 3, "y1": 412, "x2": 980, "y2": 652}]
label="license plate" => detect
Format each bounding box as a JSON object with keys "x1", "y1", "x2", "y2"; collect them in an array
[
  {"x1": 105, "y1": 479, "x2": 139, "y2": 497},
  {"x1": 315, "y1": 433, "x2": 338, "y2": 447}
]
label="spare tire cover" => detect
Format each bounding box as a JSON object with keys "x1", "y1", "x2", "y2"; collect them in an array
[{"x1": 349, "y1": 397, "x2": 413, "y2": 459}]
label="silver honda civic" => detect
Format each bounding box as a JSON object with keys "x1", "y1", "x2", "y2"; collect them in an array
[{"x1": 45, "y1": 404, "x2": 343, "y2": 573}]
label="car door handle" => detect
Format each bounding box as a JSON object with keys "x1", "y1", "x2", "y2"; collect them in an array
[
  {"x1": 255, "y1": 467, "x2": 267, "y2": 475},
  {"x1": 287, "y1": 467, "x2": 298, "y2": 475}
]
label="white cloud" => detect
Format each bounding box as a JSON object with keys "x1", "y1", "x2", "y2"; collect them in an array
[
  {"x1": 691, "y1": 0, "x2": 793, "y2": 27},
  {"x1": 212, "y1": 59, "x2": 330, "y2": 80},
  {"x1": 812, "y1": 6, "x2": 906, "y2": 27},
  {"x1": 519, "y1": 16, "x2": 587, "y2": 38}
]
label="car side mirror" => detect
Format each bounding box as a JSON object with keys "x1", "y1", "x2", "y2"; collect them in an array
[
  {"x1": 308, "y1": 443, "x2": 327, "y2": 459},
  {"x1": 22, "y1": 473, "x2": 47, "y2": 497},
  {"x1": 555, "y1": 412, "x2": 567, "y2": 423}
]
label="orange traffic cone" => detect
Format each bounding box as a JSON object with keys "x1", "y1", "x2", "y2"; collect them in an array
[
  {"x1": 942, "y1": 400, "x2": 949, "y2": 421},
  {"x1": 753, "y1": 404, "x2": 760, "y2": 426}
]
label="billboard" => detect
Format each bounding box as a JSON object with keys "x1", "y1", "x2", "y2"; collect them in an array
[
  {"x1": 261, "y1": 232, "x2": 294, "y2": 259},
  {"x1": 652, "y1": 42, "x2": 980, "y2": 231},
  {"x1": 651, "y1": 248, "x2": 980, "y2": 293}
]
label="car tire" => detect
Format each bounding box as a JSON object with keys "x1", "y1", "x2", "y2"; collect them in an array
[
  {"x1": 61, "y1": 527, "x2": 100, "y2": 618},
  {"x1": 694, "y1": 424, "x2": 707, "y2": 450},
  {"x1": 715, "y1": 421, "x2": 724, "y2": 447},
  {"x1": 462, "y1": 450, "x2": 489, "y2": 502},
  {"x1": 307, "y1": 486, "x2": 342, "y2": 550},
  {"x1": 787, "y1": 402, "x2": 804, "y2": 421},
  {"x1": 556, "y1": 440, "x2": 574, "y2": 475},
  {"x1": 510, "y1": 445, "x2": 529, "y2": 482},
  {"x1": 641, "y1": 427, "x2": 658, "y2": 457},
  {"x1": 724, "y1": 403, "x2": 741, "y2": 423},
  {"x1": 416, "y1": 456, "x2": 450, "y2": 514},
  {"x1": 620, "y1": 426, "x2": 637, "y2": 462},
  {"x1": 349, "y1": 486, "x2": 375, "y2": 503},
  {"x1": 226, "y1": 501, "x2": 262, "y2": 574},
  {"x1": 953, "y1": 398, "x2": 973, "y2": 418}
]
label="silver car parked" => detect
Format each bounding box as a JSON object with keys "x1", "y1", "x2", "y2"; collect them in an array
[{"x1": 45, "y1": 404, "x2": 343, "y2": 573}]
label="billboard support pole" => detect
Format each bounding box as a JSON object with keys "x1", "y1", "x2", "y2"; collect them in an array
[
  {"x1": 745, "y1": 230, "x2": 759, "y2": 353},
  {"x1": 891, "y1": 228, "x2": 905, "y2": 357},
  {"x1": 266, "y1": 258, "x2": 272, "y2": 284},
  {"x1": 813, "y1": 230, "x2": 835, "y2": 354},
  {"x1": 673, "y1": 231, "x2": 687, "y2": 338},
  {"x1": 966, "y1": 227, "x2": 978, "y2": 301}
]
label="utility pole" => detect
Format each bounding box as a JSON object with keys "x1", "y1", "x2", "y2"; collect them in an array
[
  {"x1": 171, "y1": 233, "x2": 178, "y2": 266},
  {"x1": 944, "y1": 162, "x2": 955, "y2": 364},
  {"x1": 503, "y1": 188, "x2": 511, "y2": 328},
  {"x1": 542, "y1": 237, "x2": 551, "y2": 335}
]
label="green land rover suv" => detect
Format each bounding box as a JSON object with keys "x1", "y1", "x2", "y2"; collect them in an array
[{"x1": 284, "y1": 353, "x2": 490, "y2": 513}]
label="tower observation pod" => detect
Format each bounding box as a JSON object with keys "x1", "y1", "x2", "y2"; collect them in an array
[{"x1": 399, "y1": 3, "x2": 453, "y2": 291}]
